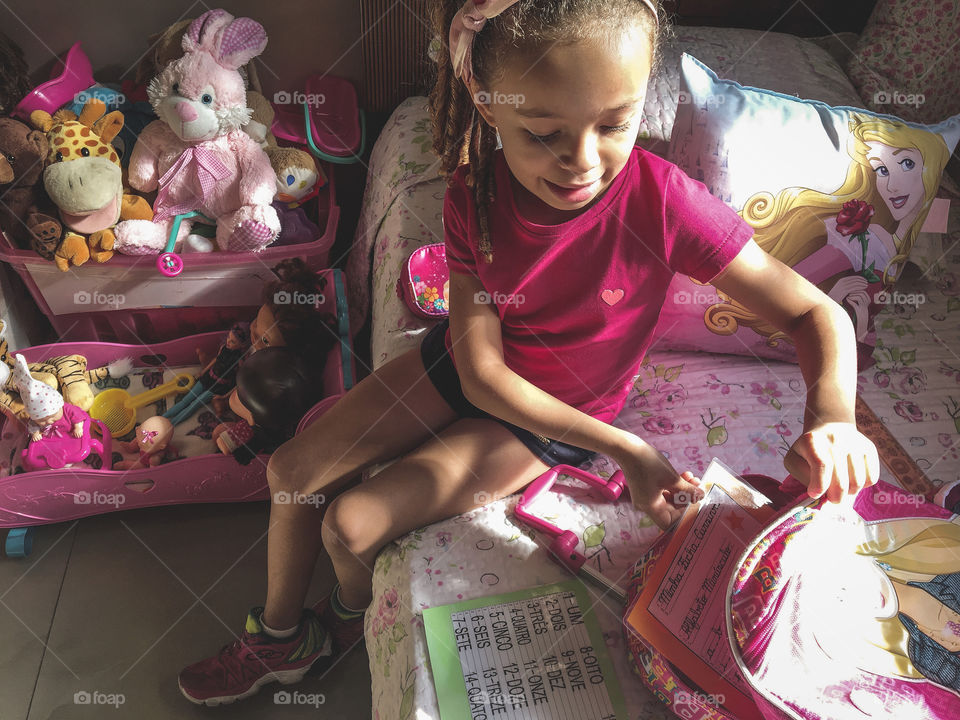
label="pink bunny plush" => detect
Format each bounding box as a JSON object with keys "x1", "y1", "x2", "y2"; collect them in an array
[{"x1": 113, "y1": 9, "x2": 280, "y2": 254}]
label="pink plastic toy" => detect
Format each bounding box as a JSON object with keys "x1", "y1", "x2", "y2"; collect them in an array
[
  {"x1": 514, "y1": 464, "x2": 627, "y2": 598},
  {"x1": 271, "y1": 75, "x2": 364, "y2": 162},
  {"x1": 113, "y1": 416, "x2": 174, "y2": 470},
  {"x1": 12, "y1": 43, "x2": 94, "y2": 121},
  {"x1": 21, "y1": 417, "x2": 112, "y2": 472}
]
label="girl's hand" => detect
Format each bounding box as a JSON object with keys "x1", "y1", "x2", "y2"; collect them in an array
[
  {"x1": 616, "y1": 438, "x2": 703, "y2": 530},
  {"x1": 784, "y1": 422, "x2": 880, "y2": 502}
]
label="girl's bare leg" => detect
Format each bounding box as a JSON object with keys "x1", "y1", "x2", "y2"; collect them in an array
[
  {"x1": 261, "y1": 347, "x2": 459, "y2": 628},
  {"x1": 321, "y1": 417, "x2": 550, "y2": 609}
]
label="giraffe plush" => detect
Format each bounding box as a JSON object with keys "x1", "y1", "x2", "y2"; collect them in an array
[{"x1": 29, "y1": 99, "x2": 153, "y2": 271}]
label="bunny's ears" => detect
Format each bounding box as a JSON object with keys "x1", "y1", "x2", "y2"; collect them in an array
[{"x1": 182, "y1": 9, "x2": 268, "y2": 71}]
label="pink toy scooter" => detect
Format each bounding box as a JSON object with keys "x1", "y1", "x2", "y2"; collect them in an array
[
  {"x1": 21, "y1": 417, "x2": 112, "y2": 472},
  {"x1": 514, "y1": 464, "x2": 628, "y2": 601}
]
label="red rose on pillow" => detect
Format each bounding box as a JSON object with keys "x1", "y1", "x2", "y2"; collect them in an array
[{"x1": 835, "y1": 200, "x2": 875, "y2": 236}]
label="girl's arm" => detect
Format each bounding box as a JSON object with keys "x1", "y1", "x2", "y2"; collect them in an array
[
  {"x1": 711, "y1": 240, "x2": 880, "y2": 501},
  {"x1": 448, "y1": 270, "x2": 701, "y2": 529}
]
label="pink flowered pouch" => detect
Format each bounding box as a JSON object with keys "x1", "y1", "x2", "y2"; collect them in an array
[{"x1": 397, "y1": 243, "x2": 450, "y2": 318}]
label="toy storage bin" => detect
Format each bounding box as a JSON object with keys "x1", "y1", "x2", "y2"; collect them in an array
[
  {"x1": 0, "y1": 290, "x2": 355, "y2": 558},
  {"x1": 0, "y1": 168, "x2": 337, "y2": 344}
]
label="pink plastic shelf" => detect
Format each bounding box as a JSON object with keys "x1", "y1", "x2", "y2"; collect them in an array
[{"x1": 0, "y1": 170, "x2": 337, "y2": 344}]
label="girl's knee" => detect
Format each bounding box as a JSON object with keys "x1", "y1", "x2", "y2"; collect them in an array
[
  {"x1": 321, "y1": 493, "x2": 376, "y2": 557},
  {"x1": 266, "y1": 444, "x2": 307, "y2": 494}
]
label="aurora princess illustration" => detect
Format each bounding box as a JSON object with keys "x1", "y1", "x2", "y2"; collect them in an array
[{"x1": 703, "y1": 115, "x2": 951, "y2": 359}]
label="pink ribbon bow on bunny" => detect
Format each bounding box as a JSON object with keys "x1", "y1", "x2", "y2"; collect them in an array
[
  {"x1": 154, "y1": 146, "x2": 231, "y2": 222},
  {"x1": 140, "y1": 429, "x2": 159, "y2": 445}
]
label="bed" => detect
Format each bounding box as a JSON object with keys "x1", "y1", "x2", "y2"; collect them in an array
[{"x1": 345, "y1": 23, "x2": 960, "y2": 720}]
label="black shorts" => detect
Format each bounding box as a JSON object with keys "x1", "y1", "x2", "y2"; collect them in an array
[{"x1": 420, "y1": 320, "x2": 595, "y2": 468}]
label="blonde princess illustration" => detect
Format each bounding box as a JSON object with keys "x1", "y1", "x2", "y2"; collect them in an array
[
  {"x1": 748, "y1": 501, "x2": 960, "y2": 716},
  {"x1": 848, "y1": 514, "x2": 960, "y2": 689},
  {"x1": 704, "y1": 115, "x2": 950, "y2": 350}
]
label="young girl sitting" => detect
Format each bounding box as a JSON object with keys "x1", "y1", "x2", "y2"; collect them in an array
[{"x1": 178, "y1": 0, "x2": 880, "y2": 705}]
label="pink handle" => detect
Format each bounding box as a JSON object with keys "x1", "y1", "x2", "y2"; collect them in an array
[{"x1": 514, "y1": 464, "x2": 626, "y2": 573}]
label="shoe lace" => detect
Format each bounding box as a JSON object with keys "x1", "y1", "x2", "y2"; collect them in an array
[{"x1": 218, "y1": 634, "x2": 248, "y2": 659}]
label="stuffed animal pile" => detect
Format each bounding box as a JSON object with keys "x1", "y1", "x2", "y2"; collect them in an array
[{"x1": 0, "y1": 320, "x2": 131, "y2": 425}]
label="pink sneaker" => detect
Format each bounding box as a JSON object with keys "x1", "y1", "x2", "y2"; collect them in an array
[
  {"x1": 178, "y1": 607, "x2": 333, "y2": 706},
  {"x1": 312, "y1": 590, "x2": 366, "y2": 655}
]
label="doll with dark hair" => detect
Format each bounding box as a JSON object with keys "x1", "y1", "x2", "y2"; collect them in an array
[
  {"x1": 0, "y1": 32, "x2": 31, "y2": 116},
  {"x1": 164, "y1": 322, "x2": 251, "y2": 426},
  {"x1": 208, "y1": 258, "x2": 338, "y2": 416},
  {"x1": 212, "y1": 347, "x2": 321, "y2": 465},
  {"x1": 251, "y1": 257, "x2": 338, "y2": 359}
]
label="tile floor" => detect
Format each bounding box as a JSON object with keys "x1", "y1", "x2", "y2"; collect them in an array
[{"x1": 0, "y1": 502, "x2": 372, "y2": 719}]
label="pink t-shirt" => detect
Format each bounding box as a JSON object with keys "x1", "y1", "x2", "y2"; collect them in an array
[{"x1": 444, "y1": 147, "x2": 753, "y2": 423}]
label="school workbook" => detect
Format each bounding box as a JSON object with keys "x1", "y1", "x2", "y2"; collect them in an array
[{"x1": 423, "y1": 580, "x2": 628, "y2": 720}]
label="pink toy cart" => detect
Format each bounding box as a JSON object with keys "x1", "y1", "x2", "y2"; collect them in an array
[{"x1": 0, "y1": 280, "x2": 355, "y2": 559}]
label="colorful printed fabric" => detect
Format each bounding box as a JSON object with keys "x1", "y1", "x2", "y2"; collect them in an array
[{"x1": 847, "y1": 0, "x2": 960, "y2": 125}]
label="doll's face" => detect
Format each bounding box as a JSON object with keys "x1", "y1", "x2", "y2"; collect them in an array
[
  {"x1": 228, "y1": 388, "x2": 255, "y2": 425},
  {"x1": 138, "y1": 418, "x2": 173, "y2": 451},
  {"x1": 250, "y1": 305, "x2": 286, "y2": 352},
  {"x1": 866, "y1": 141, "x2": 926, "y2": 223},
  {"x1": 225, "y1": 330, "x2": 241, "y2": 351},
  {"x1": 35, "y1": 408, "x2": 63, "y2": 427}
]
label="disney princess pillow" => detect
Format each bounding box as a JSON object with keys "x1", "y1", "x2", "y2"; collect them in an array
[{"x1": 653, "y1": 54, "x2": 960, "y2": 368}]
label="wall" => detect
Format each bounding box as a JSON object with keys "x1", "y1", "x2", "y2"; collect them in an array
[{"x1": 0, "y1": 0, "x2": 361, "y2": 98}]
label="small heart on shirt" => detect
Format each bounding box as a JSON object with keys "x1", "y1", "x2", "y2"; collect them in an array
[{"x1": 601, "y1": 288, "x2": 624, "y2": 306}]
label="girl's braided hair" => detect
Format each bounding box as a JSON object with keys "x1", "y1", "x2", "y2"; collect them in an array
[{"x1": 429, "y1": 0, "x2": 667, "y2": 262}]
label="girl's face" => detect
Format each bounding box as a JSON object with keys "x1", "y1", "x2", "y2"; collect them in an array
[
  {"x1": 250, "y1": 305, "x2": 285, "y2": 352},
  {"x1": 866, "y1": 141, "x2": 926, "y2": 223},
  {"x1": 472, "y1": 26, "x2": 652, "y2": 221}
]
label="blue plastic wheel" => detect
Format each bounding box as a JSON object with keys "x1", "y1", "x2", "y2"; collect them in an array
[{"x1": 6, "y1": 527, "x2": 34, "y2": 558}]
